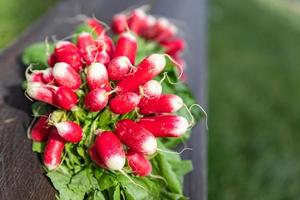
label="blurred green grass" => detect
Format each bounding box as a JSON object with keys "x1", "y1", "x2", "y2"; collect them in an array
[
  {"x1": 0, "y1": 0, "x2": 56, "y2": 50},
  {"x1": 209, "y1": 0, "x2": 300, "y2": 199}
]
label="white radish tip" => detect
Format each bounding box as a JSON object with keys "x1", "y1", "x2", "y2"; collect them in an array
[
  {"x1": 173, "y1": 117, "x2": 189, "y2": 136},
  {"x1": 106, "y1": 155, "x2": 125, "y2": 170},
  {"x1": 171, "y1": 96, "x2": 184, "y2": 111},
  {"x1": 157, "y1": 17, "x2": 169, "y2": 27},
  {"x1": 56, "y1": 41, "x2": 71, "y2": 48},
  {"x1": 45, "y1": 163, "x2": 59, "y2": 171},
  {"x1": 142, "y1": 136, "x2": 157, "y2": 155},
  {"x1": 55, "y1": 122, "x2": 71, "y2": 136},
  {"x1": 146, "y1": 15, "x2": 156, "y2": 26},
  {"x1": 148, "y1": 54, "x2": 166, "y2": 71},
  {"x1": 79, "y1": 32, "x2": 91, "y2": 37},
  {"x1": 26, "y1": 82, "x2": 43, "y2": 97},
  {"x1": 53, "y1": 62, "x2": 69, "y2": 77},
  {"x1": 121, "y1": 32, "x2": 137, "y2": 41},
  {"x1": 88, "y1": 62, "x2": 108, "y2": 79},
  {"x1": 114, "y1": 13, "x2": 127, "y2": 19},
  {"x1": 133, "y1": 9, "x2": 146, "y2": 18}
]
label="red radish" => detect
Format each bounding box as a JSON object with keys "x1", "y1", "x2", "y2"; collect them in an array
[
  {"x1": 43, "y1": 129, "x2": 65, "y2": 170},
  {"x1": 117, "y1": 54, "x2": 166, "y2": 93},
  {"x1": 148, "y1": 17, "x2": 169, "y2": 39},
  {"x1": 115, "y1": 119, "x2": 157, "y2": 155},
  {"x1": 26, "y1": 71, "x2": 44, "y2": 83},
  {"x1": 94, "y1": 51, "x2": 110, "y2": 66},
  {"x1": 48, "y1": 53, "x2": 57, "y2": 67},
  {"x1": 86, "y1": 62, "x2": 109, "y2": 90},
  {"x1": 41, "y1": 68, "x2": 54, "y2": 84},
  {"x1": 101, "y1": 35, "x2": 115, "y2": 57},
  {"x1": 107, "y1": 56, "x2": 132, "y2": 81},
  {"x1": 87, "y1": 18, "x2": 105, "y2": 36},
  {"x1": 30, "y1": 116, "x2": 52, "y2": 141},
  {"x1": 113, "y1": 32, "x2": 137, "y2": 64},
  {"x1": 138, "y1": 115, "x2": 189, "y2": 137},
  {"x1": 109, "y1": 92, "x2": 140, "y2": 114},
  {"x1": 139, "y1": 94, "x2": 183, "y2": 114},
  {"x1": 140, "y1": 80, "x2": 162, "y2": 98},
  {"x1": 111, "y1": 14, "x2": 127, "y2": 34},
  {"x1": 26, "y1": 82, "x2": 55, "y2": 105},
  {"x1": 54, "y1": 41, "x2": 82, "y2": 71},
  {"x1": 89, "y1": 144, "x2": 107, "y2": 169},
  {"x1": 84, "y1": 88, "x2": 108, "y2": 112},
  {"x1": 54, "y1": 86, "x2": 78, "y2": 110},
  {"x1": 127, "y1": 150, "x2": 152, "y2": 176},
  {"x1": 53, "y1": 62, "x2": 81, "y2": 90},
  {"x1": 160, "y1": 38, "x2": 185, "y2": 55},
  {"x1": 54, "y1": 121, "x2": 82, "y2": 143},
  {"x1": 127, "y1": 9, "x2": 146, "y2": 34},
  {"x1": 155, "y1": 24, "x2": 177, "y2": 42},
  {"x1": 77, "y1": 32, "x2": 98, "y2": 65},
  {"x1": 95, "y1": 131, "x2": 126, "y2": 170},
  {"x1": 141, "y1": 15, "x2": 156, "y2": 38}
]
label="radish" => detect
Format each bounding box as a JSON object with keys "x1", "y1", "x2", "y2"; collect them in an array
[
  {"x1": 160, "y1": 38, "x2": 185, "y2": 55},
  {"x1": 107, "y1": 56, "x2": 132, "y2": 81},
  {"x1": 155, "y1": 24, "x2": 177, "y2": 42},
  {"x1": 127, "y1": 149, "x2": 152, "y2": 176},
  {"x1": 54, "y1": 121, "x2": 82, "y2": 143},
  {"x1": 84, "y1": 88, "x2": 109, "y2": 112},
  {"x1": 43, "y1": 129, "x2": 65, "y2": 170},
  {"x1": 77, "y1": 32, "x2": 98, "y2": 65},
  {"x1": 86, "y1": 62, "x2": 109, "y2": 90},
  {"x1": 117, "y1": 54, "x2": 166, "y2": 93},
  {"x1": 101, "y1": 35, "x2": 115, "y2": 57},
  {"x1": 141, "y1": 15, "x2": 157, "y2": 38},
  {"x1": 95, "y1": 131, "x2": 126, "y2": 170},
  {"x1": 41, "y1": 68, "x2": 54, "y2": 84},
  {"x1": 109, "y1": 92, "x2": 140, "y2": 114},
  {"x1": 115, "y1": 119, "x2": 157, "y2": 155},
  {"x1": 138, "y1": 94, "x2": 183, "y2": 114},
  {"x1": 111, "y1": 14, "x2": 127, "y2": 34},
  {"x1": 52, "y1": 62, "x2": 81, "y2": 90},
  {"x1": 147, "y1": 17, "x2": 169, "y2": 39},
  {"x1": 127, "y1": 9, "x2": 146, "y2": 34},
  {"x1": 89, "y1": 144, "x2": 107, "y2": 169},
  {"x1": 138, "y1": 114, "x2": 189, "y2": 137},
  {"x1": 26, "y1": 82, "x2": 55, "y2": 105},
  {"x1": 87, "y1": 18, "x2": 105, "y2": 36},
  {"x1": 30, "y1": 116, "x2": 52, "y2": 141},
  {"x1": 54, "y1": 41, "x2": 82, "y2": 72},
  {"x1": 94, "y1": 50, "x2": 110, "y2": 66},
  {"x1": 26, "y1": 71, "x2": 44, "y2": 83},
  {"x1": 140, "y1": 80, "x2": 162, "y2": 98},
  {"x1": 54, "y1": 86, "x2": 78, "y2": 111},
  {"x1": 113, "y1": 32, "x2": 137, "y2": 64}
]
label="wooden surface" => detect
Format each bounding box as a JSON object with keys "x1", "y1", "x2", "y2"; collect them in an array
[{"x1": 0, "y1": 0, "x2": 207, "y2": 199}]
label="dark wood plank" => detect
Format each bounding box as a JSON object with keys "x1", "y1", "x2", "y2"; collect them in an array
[{"x1": 0, "y1": 0, "x2": 207, "y2": 199}]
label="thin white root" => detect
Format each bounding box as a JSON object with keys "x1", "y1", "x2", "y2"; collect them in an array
[
  {"x1": 106, "y1": 88, "x2": 118, "y2": 96},
  {"x1": 26, "y1": 117, "x2": 37, "y2": 139},
  {"x1": 44, "y1": 37, "x2": 51, "y2": 57},
  {"x1": 159, "y1": 72, "x2": 182, "y2": 85},
  {"x1": 157, "y1": 147, "x2": 192, "y2": 155},
  {"x1": 149, "y1": 174, "x2": 168, "y2": 185},
  {"x1": 163, "y1": 54, "x2": 184, "y2": 79},
  {"x1": 119, "y1": 169, "x2": 147, "y2": 191},
  {"x1": 190, "y1": 104, "x2": 208, "y2": 131},
  {"x1": 24, "y1": 91, "x2": 34, "y2": 102}
]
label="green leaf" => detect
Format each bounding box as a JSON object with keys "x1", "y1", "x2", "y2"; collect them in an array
[
  {"x1": 22, "y1": 42, "x2": 54, "y2": 69},
  {"x1": 99, "y1": 173, "x2": 118, "y2": 191},
  {"x1": 113, "y1": 185, "x2": 121, "y2": 200},
  {"x1": 31, "y1": 102, "x2": 53, "y2": 117},
  {"x1": 32, "y1": 141, "x2": 45, "y2": 153}
]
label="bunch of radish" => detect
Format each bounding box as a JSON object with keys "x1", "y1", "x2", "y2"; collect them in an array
[
  {"x1": 111, "y1": 8, "x2": 187, "y2": 78},
  {"x1": 24, "y1": 11, "x2": 201, "y2": 197}
]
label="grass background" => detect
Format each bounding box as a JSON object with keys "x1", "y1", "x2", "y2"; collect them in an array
[{"x1": 1, "y1": 0, "x2": 300, "y2": 199}]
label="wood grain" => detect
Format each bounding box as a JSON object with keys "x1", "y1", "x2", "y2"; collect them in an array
[{"x1": 0, "y1": 0, "x2": 207, "y2": 199}]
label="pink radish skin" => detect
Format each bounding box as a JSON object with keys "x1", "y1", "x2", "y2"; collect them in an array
[
  {"x1": 54, "y1": 121, "x2": 82, "y2": 143},
  {"x1": 155, "y1": 24, "x2": 177, "y2": 42},
  {"x1": 112, "y1": 14, "x2": 127, "y2": 34},
  {"x1": 43, "y1": 129, "x2": 65, "y2": 170},
  {"x1": 113, "y1": 32, "x2": 137, "y2": 64},
  {"x1": 148, "y1": 18, "x2": 169, "y2": 39},
  {"x1": 89, "y1": 144, "x2": 107, "y2": 169},
  {"x1": 101, "y1": 35, "x2": 115, "y2": 57},
  {"x1": 84, "y1": 88, "x2": 109, "y2": 112},
  {"x1": 127, "y1": 9, "x2": 146, "y2": 34},
  {"x1": 138, "y1": 115, "x2": 189, "y2": 137},
  {"x1": 41, "y1": 68, "x2": 54, "y2": 84},
  {"x1": 141, "y1": 15, "x2": 157, "y2": 38},
  {"x1": 109, "y1": 92, "x2": 140, "y2": 114},
  {"x1": 127, "y1": 150, "x2": 152, "y2": 176},
  {"x1": 115, "y1": 119, "x2": 157, "y2": 155},
  {"x1": 26, "y1": 71, "x2": 44, "y2": 83},
  {"x1": 138, "y1": 94, "x2": 183, "y2": 114},
  {"x1": 87, "y1": 18, "x2": 105, "y2": 36},
  {"x1": 160, "y1": 38, "x2": 185, "y2": 55},
  {"x1": 86, "y1": 62, "x2": 109, "y2": 90},
  {"x1": 77, "y1": 32, "x2": 98, "y2": 65},
  {"x1": 107, "y1": 56, "x2": 132, "y2": 81},
  {"x1": 26, "y1": 82, "x2": 55, "y2": 105},
  {"x1": 117, "y1": 54, "x2": 166, "y2": 93},
  {"x1": 31, "y1": 116, "x2": 51, "y2": 141},
  {"x1": 95, "y1": 131, "x2": 126, "y2": 170},
  {"x1": 48, "y1": 53, "x2": 57, "y2": 67},
  {"x1": 54, "y1": 41, "x2": 82, "y2": 72},
  {"x1": 95, "y1": 51, "x2": 110, "y2": 66},
  {"x1": 54, "y1": 86, "x2": 78, "y2": 110},
  {"x1": 53, "y1": 62, "x2": 81, "y2": 90},
  {"x1": 140, "y1": 80, "x2": 162, "y2": 98}
]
